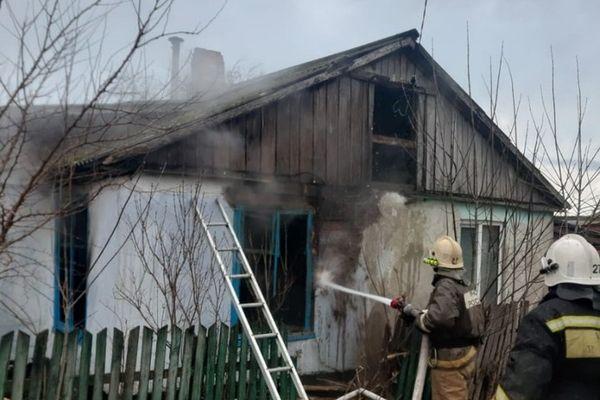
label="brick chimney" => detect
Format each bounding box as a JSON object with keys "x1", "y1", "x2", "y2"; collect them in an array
[{"x1": 190, "y1": 48, "x2": 226, "y2": 96}]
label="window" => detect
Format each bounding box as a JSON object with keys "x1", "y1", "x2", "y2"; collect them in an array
[
  {"x1": 233, "y1": 208, "x2": 314, "y2": 335},
  {"x1": 372, "y1": 85, "x2": 417, "y2": 185},
  {"x1": 460, "y1": 223, "x2": 502, "y2": 305},
  {"x1": 54, "y1": 202, "x2": 89, "y2": 331}
]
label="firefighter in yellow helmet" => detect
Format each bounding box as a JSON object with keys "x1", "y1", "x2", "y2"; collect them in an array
[
  {"x1": 391, "y1": 236, "x2": 484, "y2": 400},
  {"x1": 494, "y1": 234, "x2": 600, "y2": 399}
]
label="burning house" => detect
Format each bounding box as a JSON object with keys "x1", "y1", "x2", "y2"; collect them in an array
[{"x1": 0, "y1": 28, "x2": 566, "y2": 375}]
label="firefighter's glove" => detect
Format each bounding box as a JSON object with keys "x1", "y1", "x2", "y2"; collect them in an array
[
  {"x1": 402, "y1": 304, "x2": 421, "y2": 322},
  {"x1": 390, "y1": 296, "x2": 405, "y2": 311}
]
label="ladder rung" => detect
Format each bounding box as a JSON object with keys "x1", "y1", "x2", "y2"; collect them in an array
[
  {"x1": 218, "y1": 247, "x2": 238, "y2": 252},
  {"x1": 268, "y1": 366, "x2": 292, "y2": 374},
  {"x1": 229, "y1": 273, "x2": 251, "y2": 279},
  {"x1": 253, "y1": 333, "x2": 277, "y2": 339},
  {"x1": 240, "y1": 302, "x2": 264, "y2": 308},
  {"x1": 207, "y1": 222, "x2": 228, "y2": 227}
]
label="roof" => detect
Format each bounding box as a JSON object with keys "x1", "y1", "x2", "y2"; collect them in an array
[
  {"x1": 65, "y1": 28, "x2": 566, "y2": 208},
  {"x1": 69, "y1": 29, "x2": 419, "y2": 166}
]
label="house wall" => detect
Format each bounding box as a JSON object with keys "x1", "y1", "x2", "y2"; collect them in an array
[
  {"x1": 304, "y1": 190, "x2": 554, "y2": 374},
  {"x1": 85, "y1": 174, "x2": 233, "y2": 333},
  {"x1": 0, "y1": 187, "x2": 55, "y2": 335}
]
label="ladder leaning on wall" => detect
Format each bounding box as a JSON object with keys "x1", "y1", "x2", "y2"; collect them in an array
[{"x1": 195, "y1": 198, "x2": 308, "y2": 400}]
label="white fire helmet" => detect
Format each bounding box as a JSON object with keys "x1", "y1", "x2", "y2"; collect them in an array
[
  {"x1": 541, "y1": 234, "x2": 600, "y2": 287},
  {"x1": 424, "y1": 236, "x2": 464, "y2": 269}
]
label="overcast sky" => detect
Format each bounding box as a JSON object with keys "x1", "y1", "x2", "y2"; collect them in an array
[{"x1": 2, "y1": 0, "x2": 599, "y2": 152}]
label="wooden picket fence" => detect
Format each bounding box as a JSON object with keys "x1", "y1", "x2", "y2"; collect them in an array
[{"x1": 0, "y1": 323, "x2": 297, "y2": 400}]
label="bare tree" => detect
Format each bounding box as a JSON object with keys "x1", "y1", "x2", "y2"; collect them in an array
[
  {"x1": 0, "y1": 0, "x2": 231, "y2": 331},
  {"x1": 114, "y1": 179, "x2": 229, "y2": 331}
]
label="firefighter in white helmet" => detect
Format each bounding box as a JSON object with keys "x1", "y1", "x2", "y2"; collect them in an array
[
  {"x1": 494, "y1": 234, "x2": 600, "y2": 399},
  {"x1": 391, "y1": 235, "x2": 484, "y2": 400}
]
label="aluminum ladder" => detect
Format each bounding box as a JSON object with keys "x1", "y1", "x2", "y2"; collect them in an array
[{"x1": 195, "y1": 198, "x2": 308, "y2": 400}]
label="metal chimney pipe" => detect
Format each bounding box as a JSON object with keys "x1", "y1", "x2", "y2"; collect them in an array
[{"x1": 168, "y1": 36, "x2": 184, "y2": 100}]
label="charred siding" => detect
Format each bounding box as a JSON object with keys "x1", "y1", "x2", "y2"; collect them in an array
[
  {"x1": 147, "y1": 77, "x2": 372, "y2": 187},
  {"x1": 146, "y1": 48, "x2": 548, "y2": 205},
  {"x1": 365, "y1": 50, "x2": 547, "y2": 205}
]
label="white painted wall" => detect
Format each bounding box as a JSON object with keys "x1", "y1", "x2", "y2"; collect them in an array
[
  {"x1": 299, "y1": 192, "x2": 554, "y2": 374},
  {"x1": 0, "y1": 187, "x2": 55, "y2": 335},
  {"x1": 85, "y1": 174, "x2": 233, "y2": 333}
]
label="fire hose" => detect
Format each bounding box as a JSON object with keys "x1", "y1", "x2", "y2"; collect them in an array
[{"x1": 319, "y1": 277, "x2": 430, "y2": 400}]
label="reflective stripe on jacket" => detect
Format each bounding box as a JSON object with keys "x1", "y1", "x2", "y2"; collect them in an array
[{"x1": 495, "y1": 289, "x2": 600, "y2": 400}]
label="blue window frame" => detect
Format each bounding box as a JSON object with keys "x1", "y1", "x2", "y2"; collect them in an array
[
  {"x1": 54, "y1": 202, "x2": 89, "y2": 332},
  {"x1": 231, "y1": 208, "x2": 314, "y2": 338}
]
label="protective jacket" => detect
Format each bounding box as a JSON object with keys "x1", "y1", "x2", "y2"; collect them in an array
[
  {"x1": 495, "y1": 285, "x2": 600, "y2": 400},
  {"x1": 418, "y1": 274, "x2": 484, "y2": 349}
]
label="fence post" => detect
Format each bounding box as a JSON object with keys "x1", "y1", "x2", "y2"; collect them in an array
[
  {"x1": 214, "y1": 324, "x2": 229, "y2": 400},
  {"x1": 123, "y1": 327, "x2": 140, "y2": 400},
  {"x1": 166, "y1": 326, "x2": 182, "y2": 400},
  {"x1": 92, "y1": 329, "x2": 107, "y2": 400},
  {"x1": 237, "y1": 333, "x2": 249, "y2": 400},
  {"x1": 178, "y1": 327, "x2": 196, "y2": 400},
  {"x1": 0, "y1": 332, "x2": 14, "y2": 398},
  {"x1": 29, "y1": 330, "x2": 48, "y2": 400},
  {"x1": 190, "y1": 325, "x2": 207, "y2": 400},
  {"x1": 11, "y1": 331, "x2": 30, "y2": 400},
  {"x1": 204, "y1": 324, "x2": 218, "y2": 400},
  {"x1": 47, "y1": 331, "x2": 65, "y2": 400},
  {"x1": 152, "y1": 326, "x2": 169, "y2": 400},
  {"x1": 108, "y1": 329, "x2": 124, "y2": 400},
  {"x1": 138, "y1": 327, "x2": 154, "y2": 400},
  {"x1": 62, "y1": 332, "x2": 78, "y2": 400},
  {"x1": 77, "y1": 331, "x2": 93, "y2": 400}
]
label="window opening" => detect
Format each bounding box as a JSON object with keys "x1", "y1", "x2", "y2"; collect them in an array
[
  {"x1": 235, "y1": 209, "x2": 313, "y2": 334},
  {"x1": 372, "y1": 85, "x2": 417, "y2": 185},
  {"x1": 54, "y1": 201, "x2": 89, "y2": 331},
  {"x1": 459, "y1": 222, "x2": 502, "y2": 305}
]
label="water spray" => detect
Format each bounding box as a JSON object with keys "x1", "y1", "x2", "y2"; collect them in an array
[
  {"x1": 319, "y1": 270, "x2": 429, "y2": 400},
  {"x1": 317, "y1": 271, "x2": 394, "y2": 307}
]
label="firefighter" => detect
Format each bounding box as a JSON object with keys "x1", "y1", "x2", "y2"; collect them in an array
[
  {"x1": 391, "y1": 235, "x2": 484, "y2": 400},
  {"x1": 494, "y1": 234, "x2": 600, "y2": 399}
]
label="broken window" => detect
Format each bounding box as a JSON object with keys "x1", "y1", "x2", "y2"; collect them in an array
[
  {"x1": 55, "y1": 199, "x2": 89, "y2": 331},
  {"x1": 460, "y1": 223, "x2": 502, "y2": 305},
  {"x1": 372, "y1": 85, "x2": 417, "y2": 185},
  {"x1": 233, "y1": 208, "x2": 314, "y2": 335}
]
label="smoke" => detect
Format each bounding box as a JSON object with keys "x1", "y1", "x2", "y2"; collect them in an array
[
  {"x1": 377, "y1": 192, "x2": 406, "y2": 218},
  {"x1": 316, "y1": 270, "x2": 333, "y2": 287}
]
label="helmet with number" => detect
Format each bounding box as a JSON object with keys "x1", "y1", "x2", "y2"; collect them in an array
[
  {"x1": 541, "y1": 234, "x2": 600, "y2": 286},
  {"x1": 424, "y1": 235, "x2": 464, "y2": 270}
]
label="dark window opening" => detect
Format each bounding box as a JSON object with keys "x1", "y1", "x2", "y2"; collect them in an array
[
  {"x1": 372, "y1": 85, "x2": 418, "y2": 185},
  {"x1": 481, "y1": 225, "x2": 500, "y2": 305},
  {"x1": 236, "y1": 209, "x2": 313, "y2": 333},
  {"x1": 372, "y1": 143, "x2": 416, "y2": 183},
  {"x1": 55, "y1": 203, "x2": 89, "y2": 331},
  {"x1": 373, "y1": 85, "x2": 416, "y2": 139},
  {"x1": 460, "y1": 226, "x2": 477, "y2": 285}
]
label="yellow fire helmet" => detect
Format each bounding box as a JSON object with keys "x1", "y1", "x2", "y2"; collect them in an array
[{"x1": 424, "y1": 235, "x2": 464, "y2": 269}]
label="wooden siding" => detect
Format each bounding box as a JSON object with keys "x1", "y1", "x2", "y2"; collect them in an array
[
  {"x1": 147, "y1": 48, "x2": 547, "y2": 204},
  {"x1": 147, "y1": 77, "x2": 372, "y2": 187},
  {"x1": 364, "y1": 50, "x2": 547, "y2": 204}
]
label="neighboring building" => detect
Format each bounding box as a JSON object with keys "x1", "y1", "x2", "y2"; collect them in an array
[
  {"x1": 0, "y1": 29, "x2": 566, "y2": 374},
  {"x1": 554, "y1": 214, "x2": 600, "y2": 251}
]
